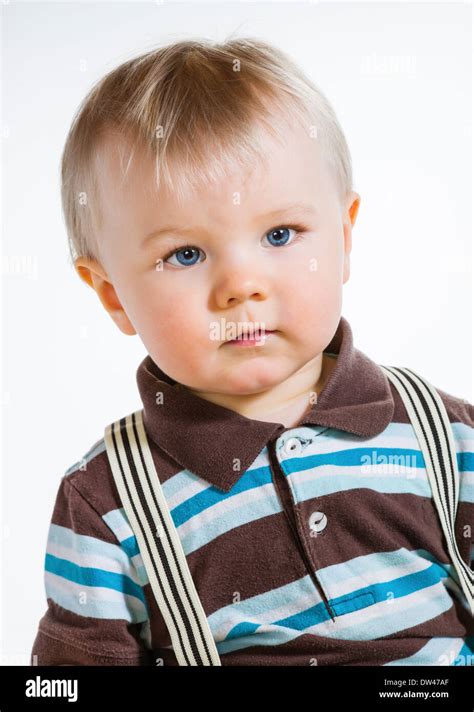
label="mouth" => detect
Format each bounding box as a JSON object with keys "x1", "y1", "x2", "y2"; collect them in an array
[{"x1": 225, "y1": 330, "x2": 277, "y2": 347}]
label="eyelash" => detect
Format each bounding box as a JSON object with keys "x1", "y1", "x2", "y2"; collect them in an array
[{"x1": 160, "y1": 223, "x2": 309, "y2": 266}]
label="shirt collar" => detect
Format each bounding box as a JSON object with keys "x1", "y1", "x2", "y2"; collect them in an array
[{"x1": 136, "y1": 315, "x2": 394, "y2": 493}]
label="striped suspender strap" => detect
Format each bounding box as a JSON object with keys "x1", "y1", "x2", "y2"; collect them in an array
[
  {"x1": 380, "y1": 365, "x2": 474, "y2": 615},
  {"x1": 104, "y1": 409, "x2": 222, "y2": 666}
]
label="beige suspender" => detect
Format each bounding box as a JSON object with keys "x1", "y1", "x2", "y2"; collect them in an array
[
  {"x1": 104, "y1": 409, "x2": 221, "y2": 666},
  {"x1": 380, "y1": 366, "x2": 473, "y2": 616}
]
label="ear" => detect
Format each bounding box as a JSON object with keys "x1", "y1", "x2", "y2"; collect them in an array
[
  {"x1": 74, "y1": 257, "x2": 137, "y2": 336},
  {"x1": 342, "y1": 191, "x2": 361, "y2": 285}
]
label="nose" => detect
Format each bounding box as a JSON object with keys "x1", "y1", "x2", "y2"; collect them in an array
[{"x1": 213, "y1": 264, "x2": 269, "y2": 309}]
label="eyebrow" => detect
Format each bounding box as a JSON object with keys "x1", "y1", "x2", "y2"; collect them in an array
[{"x1": 141, "y1": 201, "x2": 318, "y2": 247}]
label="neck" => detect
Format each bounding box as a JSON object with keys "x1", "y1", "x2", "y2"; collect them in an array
[{"x1": 185, "y1": 352, "x2": 337, "y2": 427}]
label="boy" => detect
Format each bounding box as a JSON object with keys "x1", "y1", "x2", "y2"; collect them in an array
[{"x1": 31, "y1": 37, "x2": 473, "y2": 666}]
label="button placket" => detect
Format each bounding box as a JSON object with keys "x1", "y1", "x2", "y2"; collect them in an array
[{"x1": 270, "y1": 435, "x2": 336, "y2": 622}]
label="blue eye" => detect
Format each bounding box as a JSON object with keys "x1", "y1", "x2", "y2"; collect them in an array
[
  {"x1": 264, "y1": 226, "x2": 297, "y2": 247},
  {"x1": 161, "y1": 224, "x2": 305, "y2": 269},
  {"x1": 164, "y1": 246, "x2": 204, "y2": 268}
]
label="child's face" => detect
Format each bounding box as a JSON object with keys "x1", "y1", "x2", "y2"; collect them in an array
[{"x1": 76, "y1": 120, "x2": 359, "y2": 395}]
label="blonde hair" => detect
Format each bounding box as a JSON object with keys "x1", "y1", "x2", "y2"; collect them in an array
[{"x1": 61, "y1": 36, "x2": 353, "y2": 266}]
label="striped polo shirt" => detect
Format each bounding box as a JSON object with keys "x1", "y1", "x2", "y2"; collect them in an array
[{"x1": 31, "y1": 315, "x2": 474, "y2": 666}]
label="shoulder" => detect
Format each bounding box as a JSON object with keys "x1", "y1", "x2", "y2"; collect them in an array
[
  {"x1": 433, "y1": 385, "x2": 474, "y2": 429},
  {"x1": 383, "y1": 364, "x2": 474, "y2": 431},
  {"x1": 60, "y1": 435, "x2": 120, "y2": 517},
  {"x1": 51, "y1": 432, "x2": 127, "y2": 547},
  {"x1": 432, "y1": 386, "x2": 474, "y2": 457},
  {"x1": 44, "y1": 430, "x2": 149, "y2": 595}
]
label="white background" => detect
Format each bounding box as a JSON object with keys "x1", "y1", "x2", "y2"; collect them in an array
[{"x1": 1, "y1": 0, "x2": 472, "y2": 663}]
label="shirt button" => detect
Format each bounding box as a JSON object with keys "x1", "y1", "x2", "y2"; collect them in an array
[
  {"x1": 284, "y1": 437, "x2": 302, "y2": 456},
  {"x1": 309, "y1": 511, "x2": 328, "y2": 533}
]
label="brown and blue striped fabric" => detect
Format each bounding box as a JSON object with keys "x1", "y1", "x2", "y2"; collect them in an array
[{"x1": 30, "y1": 316, "x2": 474, "y2": 666}]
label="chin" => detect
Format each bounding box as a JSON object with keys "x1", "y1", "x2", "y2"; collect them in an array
[{"x1": 221, "y1": 363, "x2": 284, "y2": 394}]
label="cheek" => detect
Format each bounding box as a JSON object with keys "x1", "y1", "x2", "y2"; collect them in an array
[
  {"x1": 277, "y1": 237, "x2": 342, "y2": 313},
  {"x1": 128, "y1": 279, "x2": 211, "y2": 367}
]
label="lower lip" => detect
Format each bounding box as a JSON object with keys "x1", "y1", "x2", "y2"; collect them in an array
[{"x1": 226, "y1": 331, "x2": 276, "y2": 347}]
